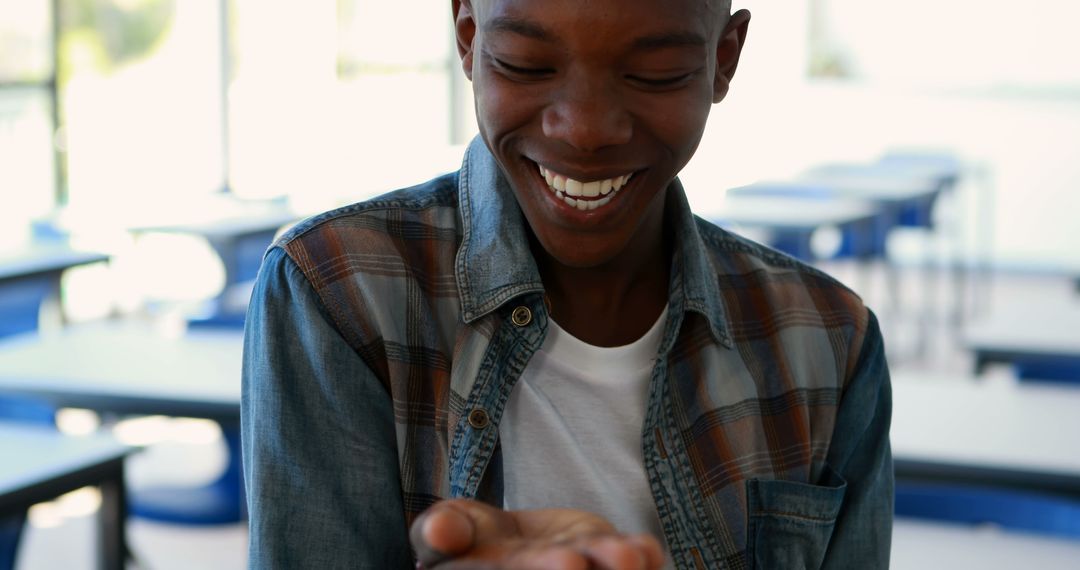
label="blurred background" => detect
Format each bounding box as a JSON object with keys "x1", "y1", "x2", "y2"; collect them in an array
[{"x1": 0, "y1": 0, "x2": 1078, "y2": 568}]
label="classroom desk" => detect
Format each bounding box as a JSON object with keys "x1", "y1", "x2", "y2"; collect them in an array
[
  {"x1": 0, "y1": 243, "x2": 108, "y2": 284},
  {"x1": 890, "y1": 371, "x2": 1080, "y2": 498},
  {"x1": 0, "y1": 422, "x2": 135, "y2": 570},
  {"x1": 964, "y1": 303, "x2": 1080, "y2": 377},
  {"x1": 0, "y1": 322, "x2": 244, "y2": 524},
  {"x1": 130, "y1": 199, "x2": 300, "y2": 290},
  {"x1": 701, "y1": 194, "x2": 881, "y2": 261},
  {"x1": 0, "y1": 243, "x2": 109, "y2": 337},
  {"x1": 892, "y1": 517, "x2": 1080, "y2": 569},
  {"x1": 799, "y1": 163, "x2": 945, "y2": 228}
]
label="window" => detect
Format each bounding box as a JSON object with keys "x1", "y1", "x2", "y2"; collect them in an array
[
  {"x1": 809, "y1": 0, "x2": 1080, "y2": 93},
  {"x1": 59, "y1": 0, "x2": 225, "y2": 218},
  {"x1": 0, "y1": 1, "x2": 56, "y2": 246},
  {"x1": 4, "y1": 0, "x2": 471, "y2": 239}
]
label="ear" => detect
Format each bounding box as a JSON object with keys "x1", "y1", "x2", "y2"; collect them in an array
[
  {"x1": 712, "y1": 9, "x2": 751, "y2": 103},
  {"x1": 452, "y1": 0, "x2": 478, "y2": 81}
]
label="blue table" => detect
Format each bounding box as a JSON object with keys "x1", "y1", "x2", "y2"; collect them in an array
[
  {"x1": 893, "y1": 517, "x2": 1080, "y2": 569},
  {"x1": 892, "y1": 370, "x2": 1080, "y2": 493},
  {"x1": 0, "y1": 422, "x2": 135, "y2": 570},
  {"x1": 0, "y1": 243, "x2": 109, "y2": 337},
  {"x1": 799, "y1": 162, "x2": 946, "y2": 229},
  {"x1": 0, "y1": 322, "x2": 244, "y2": 525},
  {"x1": 129, "y1": 198, "x2": 300, "y2": 325},
  {"x1": 877, "y1": 150, "x2": 963, "y2": 191},
  {"x1": 130, "y1": 200, "x2": 299, "y2": 289},
  {"x1": 964, "y1": 303, "x2": 1080, "y2": 382},
  {"x1": 700, "y1": 193, "x2": 881, "y2": 261}
]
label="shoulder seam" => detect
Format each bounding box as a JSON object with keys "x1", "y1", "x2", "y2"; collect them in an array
[{"x1": 273, "y1": 173, "x2": 459, "y2": 250}]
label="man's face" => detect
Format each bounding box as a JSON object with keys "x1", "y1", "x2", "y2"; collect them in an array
[{"x1": 454, "y1": 0, "x2": 748, "y2": 269}]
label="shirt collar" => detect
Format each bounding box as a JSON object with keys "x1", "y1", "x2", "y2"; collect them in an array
[
  {"x1": 455, "y1": 137, "x2": 732, "y2": 347},
  {"x1": 455, "y1": 137, "x2": 545, "y2": 323}
]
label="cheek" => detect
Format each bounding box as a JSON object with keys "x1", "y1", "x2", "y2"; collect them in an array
[
  {"x1": 473, "y1": 76, "x2": 538, "y2": 140},
  {"x1": 641, "y1": 93, "x2": 712, "y2": 153}
]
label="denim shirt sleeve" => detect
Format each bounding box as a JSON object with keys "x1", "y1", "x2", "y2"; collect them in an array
[
  {"x1": 821, "y1": 309, "x2": 894, "y2": 568},
  {"x1": 241, "y1": 247, "x2": 412, "y2": 569}
]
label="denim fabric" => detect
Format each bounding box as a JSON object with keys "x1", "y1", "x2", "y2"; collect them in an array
[
  {"x1": 242, "y1": 137, "x2": 893, "y2": 569},
  {"x1": 242, "y1": 247, "x2": 412, "y2": 568}
]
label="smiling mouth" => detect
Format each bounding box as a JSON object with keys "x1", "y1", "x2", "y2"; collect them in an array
[{"x1": 536, "y1": 163, "x2": 636, "y2": 211}]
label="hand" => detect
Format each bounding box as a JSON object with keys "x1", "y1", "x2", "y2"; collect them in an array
[{"x1": 410, "y1": 499, "x2": 665, "y2": 570}]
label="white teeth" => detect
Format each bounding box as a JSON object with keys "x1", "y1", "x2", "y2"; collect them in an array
[
  {"x1": 536, "y1": 162, "x2": 636, "y2": 211},
  {"x1": 565, "y1": 178, "x2": 583, "y2": 197},
  {"x1": 600, "y1": 179, "x2": 612, "y2": 196}
]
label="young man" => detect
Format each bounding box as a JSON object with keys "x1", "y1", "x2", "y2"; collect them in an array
[{"x1": 242, "y1": 1, "x2": 893, "y2": 568}]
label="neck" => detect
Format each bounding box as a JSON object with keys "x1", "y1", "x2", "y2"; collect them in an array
[{"x1": 532, "y1": 195, "x2": 672, "y2": 347}]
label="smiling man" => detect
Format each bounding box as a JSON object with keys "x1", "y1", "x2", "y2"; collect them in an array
[{"x1": 242, "y1": 1, "x2": 893, "y2": 569}]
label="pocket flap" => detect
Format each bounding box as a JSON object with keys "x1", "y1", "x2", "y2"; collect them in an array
[{"x1": 746, "y1": 466, "x2": 847, "y2": 523}]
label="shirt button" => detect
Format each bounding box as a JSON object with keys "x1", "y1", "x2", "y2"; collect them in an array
[
  {"x1": 511, "y1": 306, "x2": 532, "y2": 327},
  {"x1": 467, "y1": 408, "x2": 490, "y2": 430}
]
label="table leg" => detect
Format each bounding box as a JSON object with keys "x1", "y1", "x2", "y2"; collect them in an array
[
  {"x1": 0, "y1": 513, "x2": 26, "y2": 570},
  {"x1": 98, "y1": 462, "x2": 127, "y2": 570}
]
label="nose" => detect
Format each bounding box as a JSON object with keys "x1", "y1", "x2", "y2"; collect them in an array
[{"x1": 541, "y1": 75, "x2": 633, "y2": 152}]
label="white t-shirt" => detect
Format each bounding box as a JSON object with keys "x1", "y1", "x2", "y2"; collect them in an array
[{"x1": 500, "y1": 306, "x2": 669, "y2": 542}]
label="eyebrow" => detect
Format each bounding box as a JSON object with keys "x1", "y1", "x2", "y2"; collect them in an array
[
  {"x1": 483, "y1": 17, "x2": 555, "y2": 42},
  {"x1": 631, "y1": 31, "x2": 707, "y2": 51},
  {"x1": 483, "y1": 17, "x2": 706, "y2": 51}
]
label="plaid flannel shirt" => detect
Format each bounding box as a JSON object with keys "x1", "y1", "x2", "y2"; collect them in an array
[{"x1": 242, "y1": 137, "x2": 893, "y2": 569}]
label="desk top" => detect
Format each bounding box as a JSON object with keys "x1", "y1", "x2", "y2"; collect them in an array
[
  {"x1": 892, "y1": 517, "x2": 1080, "y2": 569},
  {"x1": 129, "y1": 207, "x2": 300, "y2": 242},
  {"x1": 0, "y1": 422, "x2": 132, "y2": 509},
  {"x1": 799, "y1": 163, "x2": 943, "y2": 203},
  {"x1": 0, "y1": 243, "x2": 109, "y2": 283},
  {"x1": 964, "y1": 303, "x2": 1080, "y2": 357},
  {"x1": 704, "y1": 195, "x2": 879, "y2": 231},
  {"x1": 891, "y1": 371, "x2": 1080, "y2": 478},
  {"x1": 0, "y1": 321, "x2": 242, "y2": 421}
]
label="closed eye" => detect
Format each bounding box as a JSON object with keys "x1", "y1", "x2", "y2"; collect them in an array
[
  {"x1": 628, "y1": 73, "x2": 696, "y2": 88},
  {"x1": 493, "y1": 57, "x2": 554, "y2": 79}
]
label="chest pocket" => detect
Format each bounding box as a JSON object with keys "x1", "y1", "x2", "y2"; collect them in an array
[{"x1": 745, "y1": 466, "x2": 846, "y2": 570}]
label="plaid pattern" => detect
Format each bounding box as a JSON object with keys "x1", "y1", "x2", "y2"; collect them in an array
[{"x1": 272, "y1": 140, "x2": 880, "y2": 569}]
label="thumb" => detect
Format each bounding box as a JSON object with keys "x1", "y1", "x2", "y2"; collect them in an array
[{"x1": 410, "y1": 499, "x2": 520, "y2": 567}]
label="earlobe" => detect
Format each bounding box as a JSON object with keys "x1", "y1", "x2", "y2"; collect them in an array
[
  {"x1": 712, "y1": 9, "x2": 751, "y2": 103},
  {"x1": 452, "y1": 0, "x2": 478, "y2": 81}
]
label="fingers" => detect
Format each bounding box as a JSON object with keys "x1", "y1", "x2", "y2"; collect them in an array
[
  {"x1": 411, "y1": 499, "x2": 520, "y2": 567},
  {"x1": 438, "y1": 545, "x2": 587, "y2": 570},
  {"x1": 575, "y1": 533, "x2": 665, "y2": 570},
  {"x1": 411, "y1": 504, "x2": 476, "y2": 566},
  {"x1": 411, "y1": 500, "x2": 667, "y2": 570},
  {"x1": 511, "y1": 508, "x2": 615, "y2": 538},
  {"x1": 626, "y1": 534, "x2": 666, "y2": 569}
]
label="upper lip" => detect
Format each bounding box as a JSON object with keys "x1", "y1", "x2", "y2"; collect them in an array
[{"x1": 529, "y1": 158, "x2": 640, "y2": 182}]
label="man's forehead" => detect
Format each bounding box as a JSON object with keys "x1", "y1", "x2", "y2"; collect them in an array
[
  {"x1": 471, "y1": 0, "x2": 732, "y2": 23},
  {"x1": 468, "y1": 0, "x2": 730, "y2": 36},
  {"x1": 471, "y1": 0, "x2": 730, "y2": 7}
]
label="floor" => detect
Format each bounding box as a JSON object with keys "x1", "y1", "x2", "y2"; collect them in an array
[{"x1": 13, "y1": 259, "x2": 1080, "y2": 569}]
